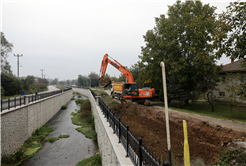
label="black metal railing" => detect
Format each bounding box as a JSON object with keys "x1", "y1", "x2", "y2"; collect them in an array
[
  {"x1": 1, "y1": 88, "x2": 72, "y2": 112},
  {"x1": 86, "y1": 88, "x2": 169, "y2": 166}
]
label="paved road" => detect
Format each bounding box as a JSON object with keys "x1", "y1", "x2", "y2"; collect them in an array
[
  {"x1": 47, "y1": 85, "x2": 59, "y2": 92},
  {"x1": 21, "y1": 96, "x2": 98, "y2": 166}
]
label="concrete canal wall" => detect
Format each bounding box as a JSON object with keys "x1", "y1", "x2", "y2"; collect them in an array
[
  {"x1": 73, "y1": 88, "x2": 133, "y2": 166},
  {"x1": 1, "y1": 90, "x2": 73, "y2": 156}
]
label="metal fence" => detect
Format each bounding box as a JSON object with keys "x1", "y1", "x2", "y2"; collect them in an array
[
  {"x1": 88, "y1": 88, "x2": 169, "y2": 166},
  {"x1": 1, "y1": 88, "x2": 72, "y2": 112}
]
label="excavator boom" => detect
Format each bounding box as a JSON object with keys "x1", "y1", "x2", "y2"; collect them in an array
[{"x1": 99, "y1": 54, "x2": 134, "y2": 87}]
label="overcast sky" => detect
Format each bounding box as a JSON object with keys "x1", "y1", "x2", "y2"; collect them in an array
[{"x1": 1, "y1": 0, "x2": 233, "y2": 81}]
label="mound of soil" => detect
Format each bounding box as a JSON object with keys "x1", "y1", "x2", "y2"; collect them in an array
[{"x1": 111, "y1": 103, "x2": 246, "y2": 165}]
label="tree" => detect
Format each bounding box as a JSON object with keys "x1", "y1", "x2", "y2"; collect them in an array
[
  {"x1": 77, "y1": 75, "x2": 88, "y2": 87},
  {"x1": 51, "y1": 78, "x2": 58, "y2": 85},
  {"x1": 22, "y1": 75, "x2": 35, "y2": 93},
  {"x1": 1, "y1": 73, "x2": 23, "y2": 96},
  {"x1": 214, "y1": 1, "x2": 246, "y2": 61},
  {"x1": 1, "y1": 32, "x2": 13, "y2": 74},
  {"x1": 140, "y1": 1, "x2": 221, "y2": 106},
  {"x1": 88, "y1": 72, "x2": 99, "y2": 87},
  {"x1": 1, "y1": 86, "x2": 5, "y2": 99}
]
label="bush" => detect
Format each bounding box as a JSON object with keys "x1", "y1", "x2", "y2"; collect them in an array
[{"x1": 61, "y1": 105, "x2": 67, "y2": 109}]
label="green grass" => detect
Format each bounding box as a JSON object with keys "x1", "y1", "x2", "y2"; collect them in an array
[
  {"x1": 2, "y1": 94, "x2": 23, "y2": 99},
  {"x1": 55, "y1": 85, "x2": 65, "y2": 90},
  {"x1": 71, "y1": 99, "x2": 97, "y2": 140},
  {"x1": 61, "y1": 105, "x2": 67, "y2": 109},
  {"x1": 1, "y1": 124, "x2": 54, "y2": 166},
  {"x1": 76, "y1": 126, "x2": 97, "y2": 140},
  {"x1": 58, "y1": 134, "x2": 69, "y2": 138},
  {"x1": 75, "y1": 150, "x2": 102, "y2": 166},
  {"x1": 46, "y1": 137, "x2": 59, "y2": 142},
  {"x1": 93, "y1": 90, "x2": 119, "y2": 109},
  {"x1": 153, "y1": 101, "x2": 246, "y2": 122}
]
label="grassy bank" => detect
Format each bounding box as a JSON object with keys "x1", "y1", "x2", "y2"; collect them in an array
[
  {"x1": 71, "y1": 98, "x2": 97, "y2": 140},
  {"x1": 154, "y1": 101, "x2": 246, "y2": 122},
  {"x1": 1, "y1": 124, "x2": 54, "y2": 166},
  {"x1": 76, "y1": 150, "x2": 101, "y2": 166},
  {"x1": 93, "y1": 89, "x2": 119, "y2": 109}
]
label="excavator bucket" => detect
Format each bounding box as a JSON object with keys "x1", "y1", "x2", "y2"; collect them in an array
[{"x1": 99, "y1": 78, "x2": 112, "y2": 88}]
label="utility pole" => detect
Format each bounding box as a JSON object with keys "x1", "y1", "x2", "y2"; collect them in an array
[
  {"x1": 14, "y1": 54, "x2": 23, "y2": 78},
  {"x1": 40, "y1": 69, "x2": 45, "y2": 79}
]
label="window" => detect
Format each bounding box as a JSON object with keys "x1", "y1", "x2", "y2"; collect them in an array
[{"x1": 219, "y1": 92, "x2": 225, "y2": 97}]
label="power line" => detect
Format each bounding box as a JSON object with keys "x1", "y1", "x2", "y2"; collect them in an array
[{"x1": 14, "y1": 54, "x2": 23, "y2": 79}]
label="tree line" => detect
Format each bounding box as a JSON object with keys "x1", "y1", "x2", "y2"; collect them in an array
[
  {"x1": 1, "y1": 32, "x2": 49, "y2": 99},
  {"x1": 131, "y1": 1, "x2": 245, "y2": 107}
]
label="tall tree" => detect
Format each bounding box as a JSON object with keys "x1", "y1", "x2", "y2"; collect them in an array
[
  {"x1": 22, "y1": 75, "x2": 35, "y2": 93},
  {"x1": 88, "y1": 72, "x2": 99, "y2": 87},
  {"x1": 77, "y1": 75, "x2": 88, "y2": 87},
  {"x1": 1, "y1": 32, "x2": 13, "y2": 74},
  {"x1": 214, "y1": 1, "x2": 246, "y2": 61},
  {"x1": 140, "y1": 1, "x2": 221, "y2": 104}
]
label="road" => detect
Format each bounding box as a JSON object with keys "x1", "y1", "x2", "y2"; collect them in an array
[{"x1": 47, "y1": 85, "x2": 59, "y2": 91}]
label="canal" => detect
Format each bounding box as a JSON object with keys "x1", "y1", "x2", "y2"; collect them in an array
[{"x1": 21, "y1": 96, "x2": 98, "y2": 166}]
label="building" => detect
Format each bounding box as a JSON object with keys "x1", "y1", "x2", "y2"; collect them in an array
[{"x1": 212, "y1": 59, "x2": 246, "y2": 104}]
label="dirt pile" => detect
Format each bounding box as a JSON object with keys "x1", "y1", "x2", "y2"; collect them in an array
[{"x1": 111, "y1": 103, "x2": 246, "y2": 165}]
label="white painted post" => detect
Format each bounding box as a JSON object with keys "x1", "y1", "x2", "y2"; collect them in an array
[{"x1": 160, "y1": 61, "x2": 172, "y2": 166}]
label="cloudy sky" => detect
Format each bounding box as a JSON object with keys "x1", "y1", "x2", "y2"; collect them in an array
[{"x1": 1, "y1": 0, "x2": 232, "y2": 81}]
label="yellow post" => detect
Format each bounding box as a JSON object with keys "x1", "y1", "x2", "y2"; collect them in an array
[{"x1": 183, "y1": 120, "x2": 190, "y2": 166}]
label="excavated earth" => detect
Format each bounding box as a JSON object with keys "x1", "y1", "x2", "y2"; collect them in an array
[{"x1": 110, "y1": 102, "x2": 246, "y2": 165}]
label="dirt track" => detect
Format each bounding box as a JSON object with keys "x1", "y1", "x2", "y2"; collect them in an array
[{"x1": 103, "y1": 90, "x2": 246, "y2": 164}]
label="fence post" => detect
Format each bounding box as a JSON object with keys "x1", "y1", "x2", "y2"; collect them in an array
[
  {"x1": 113, "y1": 112, "x2": 116, "y2": 134},
  {"x1": 126, "y1": 125, "x2": 129, "y2": 157},
  {"x1": 32, "y1": 95, "x2": 33, "y2": 102},
  {"x1": 8, "y1": 98, "x2": 10, "y2": 110},
  {"x1": 1, "y1": 100, "x2": 2, "y2": 112},
  {"x1": 119, "y1": 117, "x2": 121, "y2": 143},
  {"x1": 20, "y1": 97, "x2": 22, "y2": 106},
  {"x1": 106, "y1": 108, "x2": 108, "y2": 122},
  {"x1": 15, "y1": 97, "x2": 16, "y2": 108},
  {"x1": 139, "y1": 137, "x2": 143, "y2": 166}
]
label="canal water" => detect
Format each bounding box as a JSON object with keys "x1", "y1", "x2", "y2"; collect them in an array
[{"x1": 21, "y1": 96, "x2": 98, "y2": 166}]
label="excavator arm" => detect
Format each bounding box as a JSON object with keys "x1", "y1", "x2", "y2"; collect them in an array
[{"x1": 99, "y1": 54, "x2": 134, "y2": 87}]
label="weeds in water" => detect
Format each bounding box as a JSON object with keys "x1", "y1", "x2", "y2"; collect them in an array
[
  {"x1": 61, "y1": 105, "x2": 67, "y2": 109},
  {"x1": 59, "y1": 134, "x2": 69, "y2": 138},
  {"x1": 1, "y1": 124, "x2": 54, "y2": 166},
  {"x1": 46, "y1": 137, "x2": 59, "y2": 142},
  {"x1": 75, "y1": 150, "x2": 102, "y2": 166}
]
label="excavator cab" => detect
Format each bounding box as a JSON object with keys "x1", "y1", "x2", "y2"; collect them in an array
[{"x1": 123, "y1": 83, "x2": 139, "y2": 96}]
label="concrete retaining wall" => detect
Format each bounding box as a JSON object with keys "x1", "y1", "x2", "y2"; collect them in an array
[
  {"x1": 73, "y1": 88, "x2": 133, "y2": 166},
  {"x1": 1, "y1": 90, "x2": 73, "y2": 156}
]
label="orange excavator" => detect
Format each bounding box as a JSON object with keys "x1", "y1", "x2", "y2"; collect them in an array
[{"x1": 98, "y1": 54, "x2": 155, "y2": 105}]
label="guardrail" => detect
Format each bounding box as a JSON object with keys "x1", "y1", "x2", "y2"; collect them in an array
[
  {"x1": 1, "y1": 88, "x2": 72, "y2": 112},
  {"x1": 87, "y1": 88, "x2": 169, "y2": 166}
]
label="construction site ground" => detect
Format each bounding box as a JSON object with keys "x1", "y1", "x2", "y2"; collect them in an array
[{"x1": 99, "y1": 89, "x2": 246, "y2": 165}]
